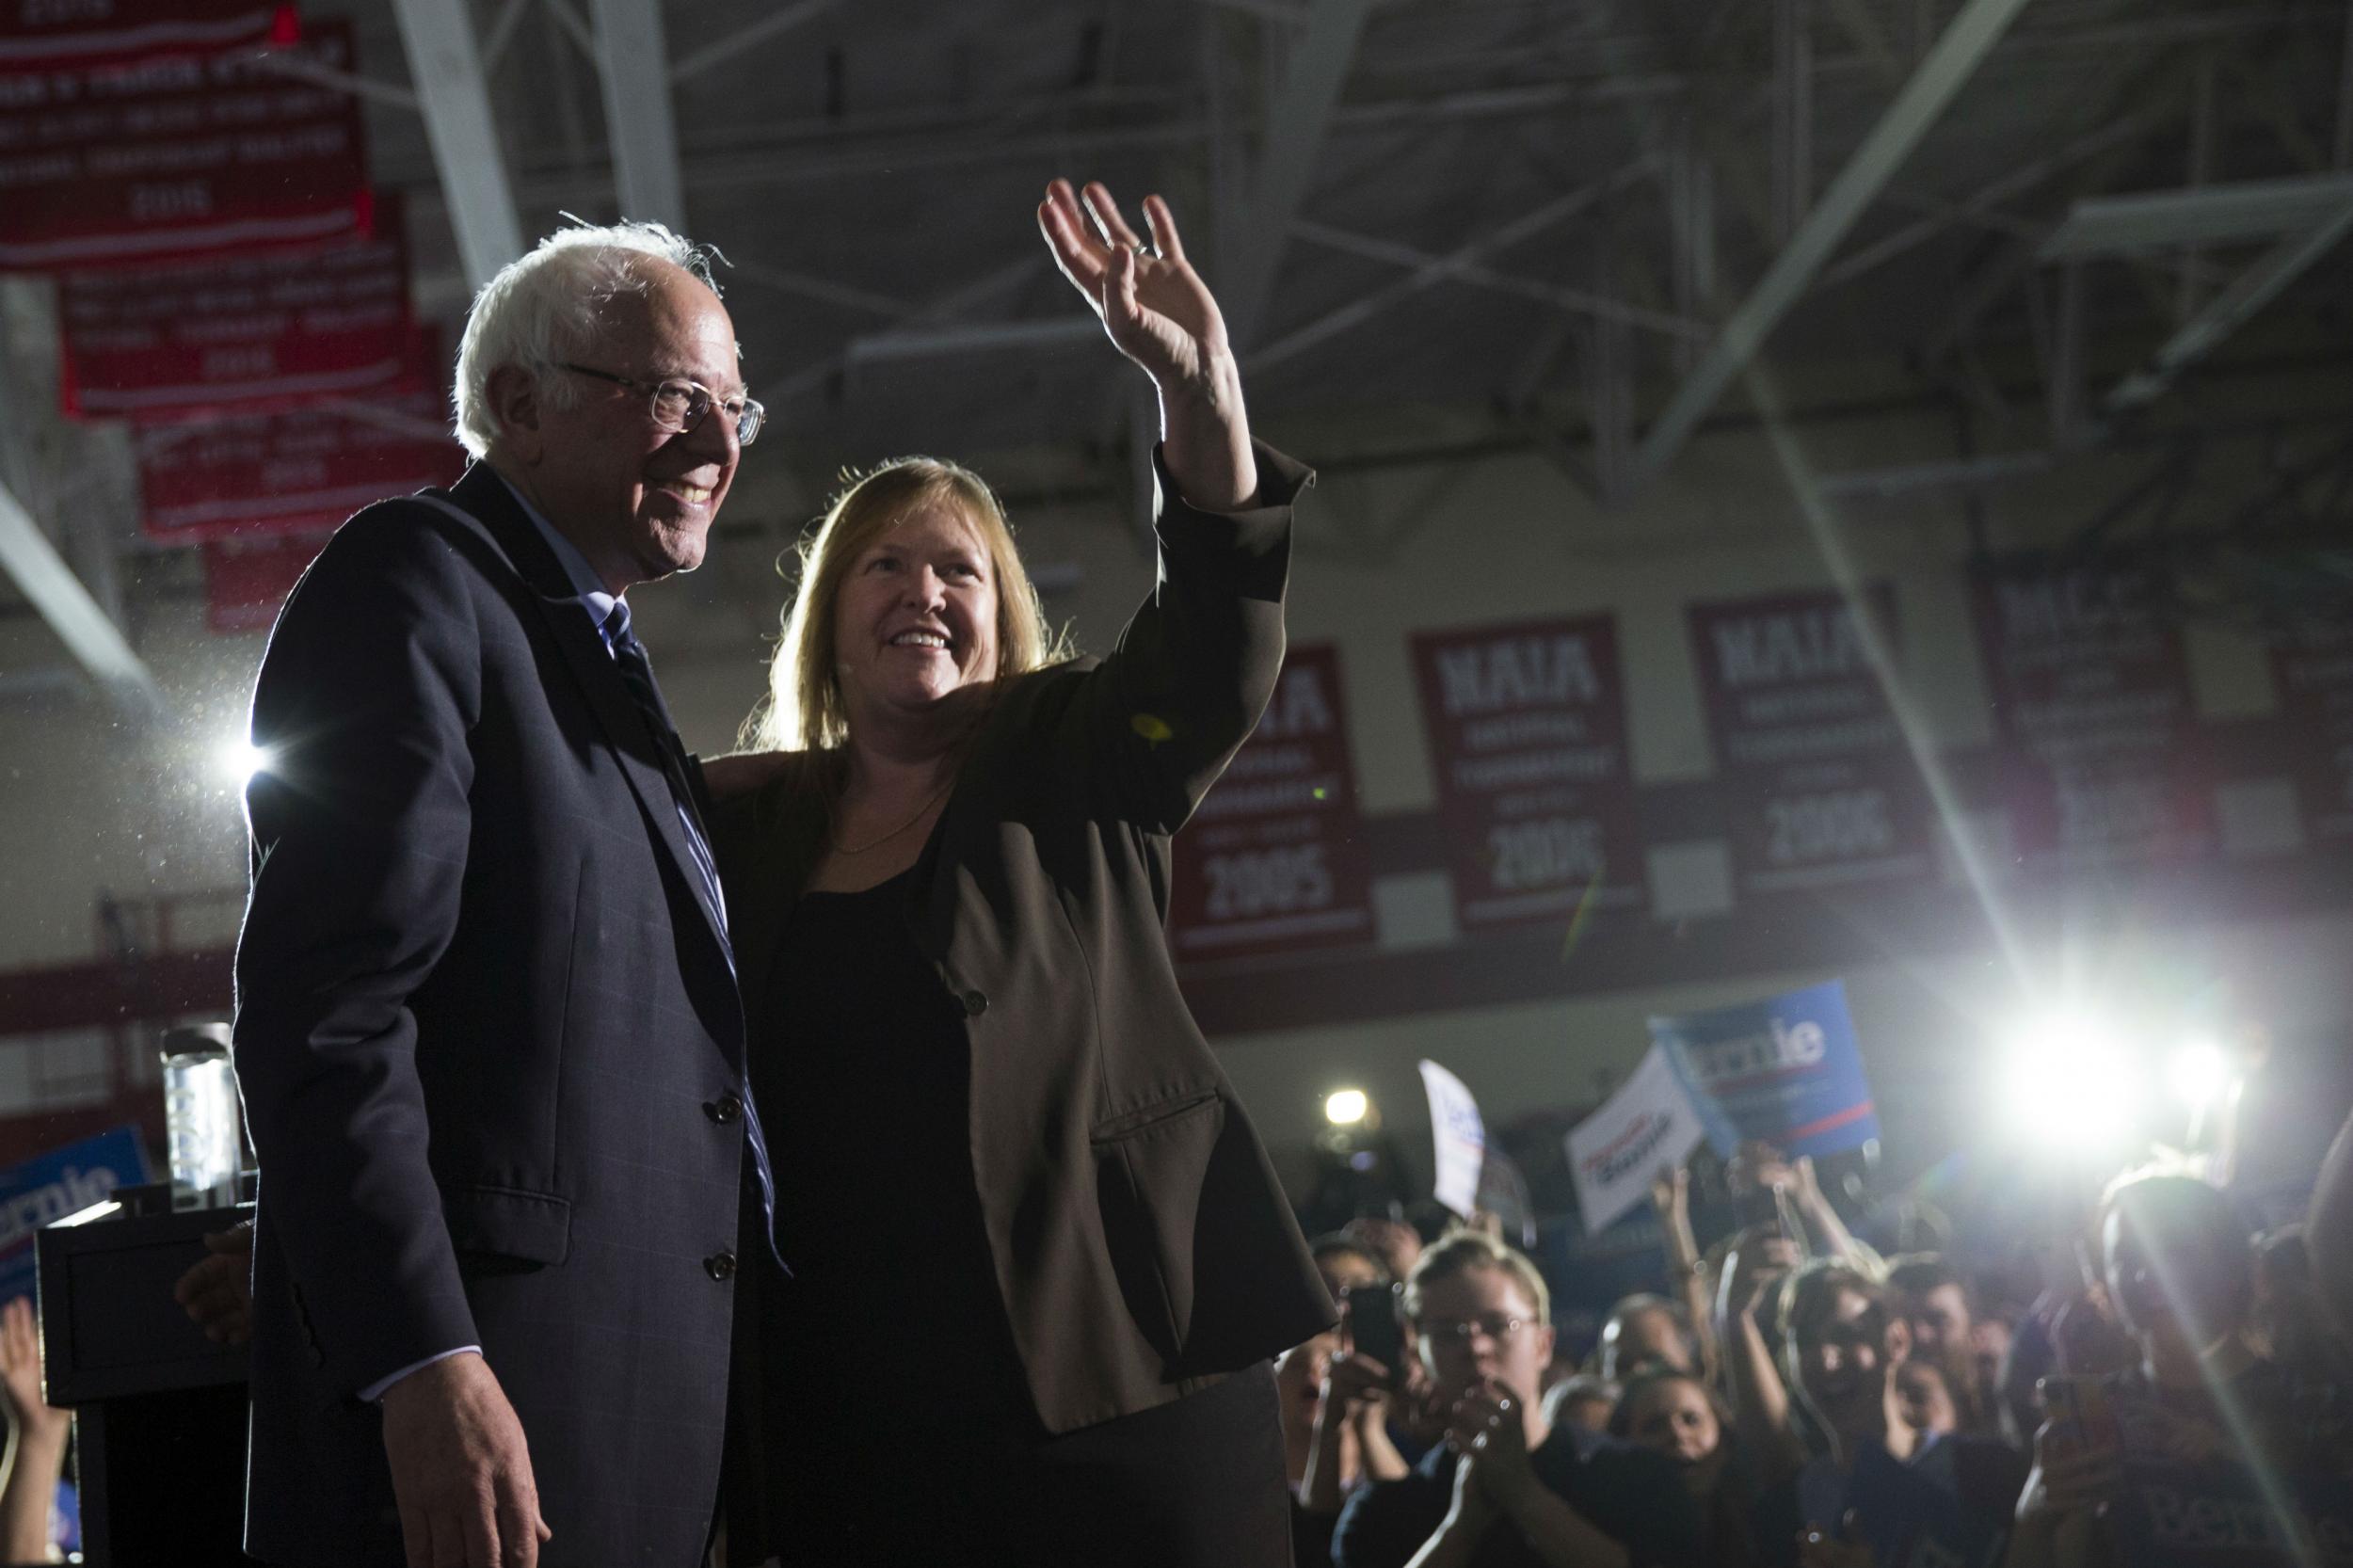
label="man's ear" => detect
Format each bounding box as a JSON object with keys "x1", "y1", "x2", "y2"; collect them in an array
[{"x1": 486, "y1": 364, "x2": 545, "y2": 460}]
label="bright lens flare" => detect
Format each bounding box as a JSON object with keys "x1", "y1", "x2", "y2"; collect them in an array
[
  {"x1": 2169, "y1": 1040, "x2": 2230, "y2": 1110},
  {"x1": 1324, "y1": 1089, "x2": 1369, "y2": 1127},
  {"x1": 2003, "y1": 1014, "x2": 2138, "y2": 1151},
  {"x1": 218, "y1": 739, "x2": 271, "y2": 788}
]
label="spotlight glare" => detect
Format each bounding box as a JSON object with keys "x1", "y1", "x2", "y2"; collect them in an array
[
  {"x1": 1324, "y1": 1088, "x2": 1369, "y2": 1127},
  {"x1": 219, "y1": 738, "x2": 271, "y2": 788},
  {"x1": 2169, "y1": 1040, "x2": 2230, "y2": 1111},
  {"x1": 2002, "y1": 1012, "x2": 2138, "y2": 1152}
]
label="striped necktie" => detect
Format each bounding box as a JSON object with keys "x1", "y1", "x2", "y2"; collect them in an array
[
  {"x1": 600, "y1": 603, "x2": 729, "y2": 944},
  {"x1": 600, "y1": 601, "x2": 785, "y2": 1272}
]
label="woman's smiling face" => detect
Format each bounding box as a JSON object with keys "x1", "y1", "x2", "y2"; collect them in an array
[{"x1": 831, "y1": 503, "x2": 1001, "y2": 726}]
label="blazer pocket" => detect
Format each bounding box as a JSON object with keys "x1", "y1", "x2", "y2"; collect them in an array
[
  {"x1": 1090, "y1": 1092, "x2": 1225, "y2": 1369},
  {"x1": 440, "y1": 1183, "x2": 572, "y2": 1268}
]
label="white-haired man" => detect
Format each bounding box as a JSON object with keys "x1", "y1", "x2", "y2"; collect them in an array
[{"x1": 233, "y1": 223, "x2": 769, "y2": 1568}]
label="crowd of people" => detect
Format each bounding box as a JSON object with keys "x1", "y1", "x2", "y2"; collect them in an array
[
  {"x1": 0, "y1": 1087, "x2": 2344, "y2": 1565},
  {"x1": 1273, "y1": 1108, "x2": 2353, "y2": 1568}
]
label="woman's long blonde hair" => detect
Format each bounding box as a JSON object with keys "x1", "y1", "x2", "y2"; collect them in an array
[{"x1": 741, "y1": 456, "x2": 1071, "y2": 753}]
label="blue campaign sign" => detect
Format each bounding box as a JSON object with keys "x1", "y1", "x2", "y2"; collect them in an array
[
  {"x1": 1648, "y1": 980, "x2": 1881, "y2": 1159},
  {"x1": 0, "y1": 1127, "x2": 152, "y2": 1306}
]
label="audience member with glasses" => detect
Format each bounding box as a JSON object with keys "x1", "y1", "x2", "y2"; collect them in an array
[
  {"x1": 698, "y1": 177, "x2": 1332, "y2": 1567},
  {"x1": 1333, "y1": 1231, "x2": 1705, "y2": 1568}
]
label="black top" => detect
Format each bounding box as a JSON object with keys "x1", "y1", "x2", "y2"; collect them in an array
[
  {"x1": 751, "y1": 869, "x2": 1034, "y2": 1445},
  {"x1": 1332, "y1": 1428, "x2": 1705, "y2": 1568}
]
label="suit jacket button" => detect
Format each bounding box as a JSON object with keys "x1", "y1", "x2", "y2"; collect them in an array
[
  {"x1": 961, "y1": 989, "x2": 988, "y2": 1017},
  {"x1": 704, "y1": 1250, "x2": 737, "y2": 1281},
  {"x1": 706, "y1": 1093, "x2": 743, "y2": 1124}
]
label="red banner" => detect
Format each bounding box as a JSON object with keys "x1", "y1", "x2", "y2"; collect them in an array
[
  {"x1": 1688, "y1": 586, "x2": 1935, "y2": 894},
  {"x1": 1168, "y1": 644, "x2": 1376, "y2": 961},
  {"x1": 0, "y1": 0, "x2": 290, "y2": 72},
  {"x1": 138, "y1": 381, "x2": 462, "y2": 543},
  {"x1": 2269, "y1": 619, "x2": 2353, "y2": 847},
  {"x1": 1412, "y1": 616, "x2": 1643, "y2": 932},
  {"x1": 201, "y1": 530, "x2": 326, "y2": 633},
  {"x1": 60, "y1": 196, "x2": 414, "y2": 422},
  {"x1": 1971, "y1": 562, "x2": 2211, "y2": 870},
  {"x1": 0, "y1": 21, "x2": 368, "y2": 271}
]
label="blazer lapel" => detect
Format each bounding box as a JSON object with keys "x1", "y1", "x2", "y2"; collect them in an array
[{"x1": 436, "y1": 469, "x2": 738, "y2": 992}]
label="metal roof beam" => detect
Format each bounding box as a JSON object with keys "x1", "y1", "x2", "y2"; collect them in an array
[
  {"x1": 2104, "y1": 194, "x2": 2353, "y2": 416},
  {"x1": 392, "y1": 0, "x2": 526, "y2": 291},
  {"x1": 2039, "y1": 171, "x2": 2353, "y2": 259},
  {"x1": 1217, "y1": 0, "x2": 1379, "y2": 347},
  {"x1": 1629, "y1": 0, "x2": 2036, "y2": 492},
  {"x1": 587, "y1": 0, "x2": 687, "y2": 232},
  {"x1": 0, "y1": 481, "x2": 162, "y2": 717}
]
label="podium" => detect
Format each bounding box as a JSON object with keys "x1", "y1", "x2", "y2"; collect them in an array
[{"x1": 37, "y1": 1189, "x2": 250, "y2": 1566}]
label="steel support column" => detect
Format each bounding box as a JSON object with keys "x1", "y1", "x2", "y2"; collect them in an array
[
  {"x1": 392, "y1": 0, "x2": 526, "y2": 289},
  {"x1": 587, "y1": 0, "x2": 687, "y2": 231}
]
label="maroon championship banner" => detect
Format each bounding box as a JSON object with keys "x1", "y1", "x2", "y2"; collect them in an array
[
  {"x1": 0, "y1": 0, "x2": 291, "y2": 72},
  {"x1": 1688, "y1": 586, "x2": 1934, "y2": 894},
  {"x1": 0, "y1": 20, "x2": 369, "y2": 271},
  {"x1": 60, "y1": 197, "x2": 414, "y2": 422},
  {"x1": 1411, "y1": 616, "x2": 1644, "y2": 931},
  {"x1": 138, "y1": 381, "x2": 461, "y2": 544},
  {"x1": 1971, "y1": 561, "x2": 2211, "y2": 869},
  {"x1": 2269, "y1": 618, "x2": 2353, "y2": 847},
  {"x1": 1168, "y1": 644, "x2": 1376, "y2": 961},
  {"x1": 201, "y1": 531, "x2": 328, "y2": 633}
]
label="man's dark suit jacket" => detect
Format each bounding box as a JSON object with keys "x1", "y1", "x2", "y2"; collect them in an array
[
  {"x1": 232, "y1": 464, "x2": 752, "y2": 1567},
  {"x1": 711, "y1": 443, "x2": 1337, "y2": 1559}
]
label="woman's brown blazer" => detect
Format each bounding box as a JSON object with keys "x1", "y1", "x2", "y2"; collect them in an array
[{"x1": 709, "y1": 441, "x2": 1337, "y2": 1443}]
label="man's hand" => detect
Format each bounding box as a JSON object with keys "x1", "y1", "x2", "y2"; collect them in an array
[
  {"x1": 379, "y1": 1352, "x2": 551, "y2": 1568},
  {"x1": 172, "y1": 1220, "x2": 255, "y2": 1346},
  {"x1": 1440, "y1": 1432, "x2": 1499, "y2": 1540},
  {"x1": 1721, "y1": 1224, "x2": 1801, "y2": 1326},
  {"x1": 1443, "y1": 1379, "x2": 1538, "y2": 1513},
  {"x1": 1322, "y1": 1350, "x2": 1393, "y2": 1420}
]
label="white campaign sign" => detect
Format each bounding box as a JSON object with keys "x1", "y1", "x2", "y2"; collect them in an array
[
  {"x1": 1418, "y1": 1059, "x2": 1486, "y2": 1218},
  {"x1": 1563, "y1": 1043, "x2": 1710, "y2": 1236}
]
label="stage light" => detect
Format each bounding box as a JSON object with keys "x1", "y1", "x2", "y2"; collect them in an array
[
  {"x1": 218, "y1": 738, "x2": 271, "y2": 788},
  {"x1": 2001, "y1": 1012, "x2": 2140, "y2": 1152},
  {"x1": 1324, "y1": 1088, "x2": 1369, "y2": 1127},
  {"x1": 2168, "y1": 1040, "x2": 2230, "y2": 1111}
]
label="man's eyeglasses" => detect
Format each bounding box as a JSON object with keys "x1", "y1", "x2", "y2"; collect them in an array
[
  {"x1": 1417, "y1": 1316, "x2": 1531, "y2": 1346},
  {"x1": 559, "y1": 362, "x2": 766, "y2": 446}
]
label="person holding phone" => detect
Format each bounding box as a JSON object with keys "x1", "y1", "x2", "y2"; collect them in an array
[
  {"x1": 1299, "y1": 1283, "x2": 1416, "y2": 1516},
  {"x1": 2009, "y1": 1172, "x2": 2312, "y2": 1568}
]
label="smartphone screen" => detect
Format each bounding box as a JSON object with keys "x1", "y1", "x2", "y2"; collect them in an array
[{"x1": 1344, "y1": 1282, "x2": 1404, "y2": 1375}]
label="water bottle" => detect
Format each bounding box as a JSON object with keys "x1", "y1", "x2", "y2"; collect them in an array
[{"x1": 160, "y1": 1023, "x2": 241, "y2": 1210}]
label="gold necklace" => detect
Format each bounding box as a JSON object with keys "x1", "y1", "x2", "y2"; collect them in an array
[{"x1": 829, "y1": 778, "x2": 954, "y2": 856}]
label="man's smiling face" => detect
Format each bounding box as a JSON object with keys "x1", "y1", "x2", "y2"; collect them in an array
[{"x1": 521, "y1": 259, "x2": 743, "y2": 593}]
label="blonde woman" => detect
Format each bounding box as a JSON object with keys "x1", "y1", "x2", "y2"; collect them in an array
[{"x1": 705, "y1": 180, "x2": 1331, "y2": 1567}]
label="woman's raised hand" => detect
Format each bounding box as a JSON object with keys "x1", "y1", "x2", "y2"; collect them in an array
[
  {"x1": 1038, "y1": 180, "x2": 1230, "y2": 395},
  {"x1": 1040, "y1": 178, "x2": 1257, "y2": 508}
]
